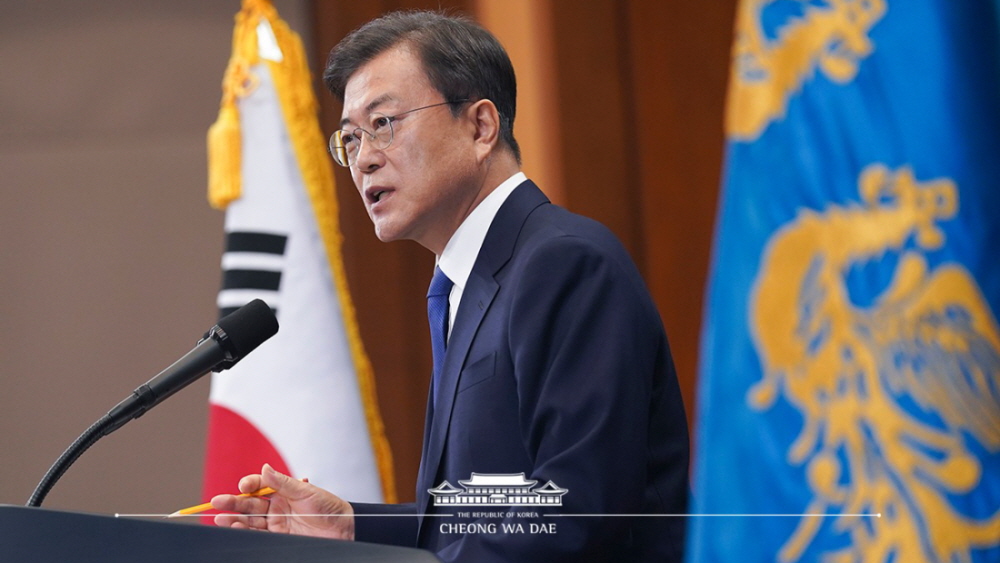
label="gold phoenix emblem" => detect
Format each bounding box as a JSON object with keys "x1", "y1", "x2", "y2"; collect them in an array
[
  {"x1": 749, "y1": 164, "x2": 1000, "y2": 562},
  {"x1": 727, "y1": 0, "x2": 887, "y2": 140}
]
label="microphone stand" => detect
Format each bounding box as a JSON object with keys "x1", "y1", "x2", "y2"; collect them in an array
[
  {"x1": 27, "y1": 415, "x2": 117, "y2": 507},
  {"x1": 25, "y1": 299, "x2": 276, "y2": 508},
  {"x1": 26, "y1": 328, "x2": 226, "y2": 508}
]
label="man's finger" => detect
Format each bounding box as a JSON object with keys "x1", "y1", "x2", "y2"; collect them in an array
[
  {"x1": 261, "y1": 463, "x2": 313, "y2": 500},
  {"x1": 214, "y1": 512, "x2": 246, "y2": 528},
  {"x1": 238, "y1": 473, "x2": 264, "y2": 494},
  {"x1": 210, "y1": 493, "x2": 238, "y2": 512},
  {"x1": 211, "y1": 492, "x2": 271, "y2": 515}
]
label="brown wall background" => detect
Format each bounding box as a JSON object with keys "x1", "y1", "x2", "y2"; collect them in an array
[{"x1": 1, "y1": 0, "x2": 733, "y2": 513}]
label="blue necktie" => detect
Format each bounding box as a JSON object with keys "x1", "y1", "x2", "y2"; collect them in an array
[{"x1": 427, "y1": 267, "x2": 454, "y2": 408}]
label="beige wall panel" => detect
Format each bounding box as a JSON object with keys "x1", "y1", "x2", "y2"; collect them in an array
[{"x1": 0, "y1": 0, "x2": 309, "y2": 515}]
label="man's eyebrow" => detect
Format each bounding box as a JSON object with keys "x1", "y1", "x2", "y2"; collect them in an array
[{"x1": 339, "y1": 94, "x2": 394, "y2": 128}]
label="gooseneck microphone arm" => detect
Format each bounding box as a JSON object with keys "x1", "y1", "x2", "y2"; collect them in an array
[
  {"x1": 26, "y1": 332, "x2": 228, "y2": 508},
  {"x1": 26, "y1": 413, "x2": 117, "y2": 509},
  {"x1": 26, "y1": 299, "x2": 278, "y2": 508}
]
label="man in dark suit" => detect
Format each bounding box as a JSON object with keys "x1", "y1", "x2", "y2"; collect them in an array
[{"x1": 212, "y1": 10, "x2": 689, "y2": 562}]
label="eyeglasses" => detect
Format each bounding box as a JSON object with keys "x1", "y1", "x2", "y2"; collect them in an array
[{"x1": 329, "y1": 100, "x2": 469, "y2": 167}]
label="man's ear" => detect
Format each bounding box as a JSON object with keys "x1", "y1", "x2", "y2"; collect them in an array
[{"x1": 468, "y1": 99, "x2": 501, "y2": 163}]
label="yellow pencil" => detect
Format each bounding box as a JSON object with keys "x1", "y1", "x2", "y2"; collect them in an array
[{"x1": 168, "y1": 486, "x2": 277, "y2": 517}]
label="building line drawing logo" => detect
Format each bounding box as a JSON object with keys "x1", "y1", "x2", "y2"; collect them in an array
[{"x1": 428, "y1": 473, "x2": 568, "y2": 506}]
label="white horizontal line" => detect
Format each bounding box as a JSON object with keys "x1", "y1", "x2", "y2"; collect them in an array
[
  {"x1": 547, "y1": 513, "x2": 882, "y2": 518},
  {"x1": 114, "y1": 513, "x2": 456, "y2": 519},
  {"x1": 114, "y1": 512, "x2": 881, "y2": 519}
]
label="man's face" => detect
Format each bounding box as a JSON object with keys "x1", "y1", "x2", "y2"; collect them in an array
[{"x1": 340, "y1": 45, "x2": 483, "y2": 254}]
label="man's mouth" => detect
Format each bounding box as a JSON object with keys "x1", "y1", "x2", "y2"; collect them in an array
[{"x1": 366, "y1": 187, "x2": 391, "y2": 204}]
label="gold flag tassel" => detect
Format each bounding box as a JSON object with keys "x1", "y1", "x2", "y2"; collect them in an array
[
  {"x1": 207, "y1": 0, "x2": 264, "y2": 209},
  {"x1": 211, "y1": 0, "x2": 399, "y2": 502}
]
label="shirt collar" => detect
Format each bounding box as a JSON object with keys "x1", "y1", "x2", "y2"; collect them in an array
[{"x1": 437, "y1": 172, "x2": 527, "y2": 290}]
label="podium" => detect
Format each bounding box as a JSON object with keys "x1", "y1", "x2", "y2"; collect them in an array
[{"x1": 2, "y1": 505, "x2": 439, "y2": 562}]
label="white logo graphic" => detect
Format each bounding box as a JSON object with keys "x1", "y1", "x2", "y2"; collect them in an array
[{"x1": 429, "y1": 473, "x2": 568, "y2": 506}]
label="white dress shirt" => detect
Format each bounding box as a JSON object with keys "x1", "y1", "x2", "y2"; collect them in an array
[{"x1": 436, "y1": 172, "x2": 527, "y2": 340}]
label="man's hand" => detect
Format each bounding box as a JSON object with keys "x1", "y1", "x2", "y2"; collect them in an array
[{"x1": 211, "y1": 463, "x2": 355, "y2": 540}]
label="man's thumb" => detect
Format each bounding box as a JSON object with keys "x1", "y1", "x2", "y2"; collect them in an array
[{"x1": 261, "y1": 463, "x2": 308, "y2": 495}]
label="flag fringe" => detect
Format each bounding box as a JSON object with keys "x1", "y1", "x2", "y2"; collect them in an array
[
  {"x1": 208, "y1": 0, "x2": 398, "y2": 503},
  {"x1": 207, "y1": 0, "x2": 264, "y2": 209},
  {"x1": 260, "y1": 1, "x2": 398, "y2": 504}
]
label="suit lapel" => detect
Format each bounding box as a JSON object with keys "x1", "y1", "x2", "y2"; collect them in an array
[{"x1": 416, "y1": 181, "x2": 550, "y2": 533}]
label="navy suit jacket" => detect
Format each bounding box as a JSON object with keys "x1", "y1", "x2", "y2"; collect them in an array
[{"x1": 353, "y1": 181, "x2": 689, "y2": 562}]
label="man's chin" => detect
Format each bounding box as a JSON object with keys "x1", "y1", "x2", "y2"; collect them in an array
[{"x1": 372, "y1": 224, "x2": 402, "y2": 243}]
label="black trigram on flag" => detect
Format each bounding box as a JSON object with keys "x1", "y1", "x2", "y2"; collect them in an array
[
  {"x1": 218, "y1": 231, "x2": 287, "y2": 319},
  {"x1": 203, "y1": 3, "x2": 391, "y2": 509}
]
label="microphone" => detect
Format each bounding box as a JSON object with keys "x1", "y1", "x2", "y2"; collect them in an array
[
  {"x1": 105, "y1": 298, "x2": 279, "y2": 434},
  {"x1": 27, "y1": 299, "x2": 278, "y2": 507}
]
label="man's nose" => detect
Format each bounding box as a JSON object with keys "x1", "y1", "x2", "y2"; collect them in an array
[{"x1": 354, "y1": 132, "x2": 382, "y2": 171}]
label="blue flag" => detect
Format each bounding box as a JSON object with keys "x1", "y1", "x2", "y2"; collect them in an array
[{"x1": 688, "y1": 2, "x2": 1000, "y2": 562}]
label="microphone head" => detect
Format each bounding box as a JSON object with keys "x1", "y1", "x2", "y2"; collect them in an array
[{"x1": 211, "y1": 299, "x2": 279, "y2": 370}]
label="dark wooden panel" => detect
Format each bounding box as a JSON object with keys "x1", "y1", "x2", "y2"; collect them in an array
[
  {"x1": 625, "y1": 1, "x2": 736, "y2": 425},
  {"x1": 546, "y1": 0, "x2": 643, "y2": 262},
  {"x1": 542, "y1": 0, "x2": 734, "y2": 429}
]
